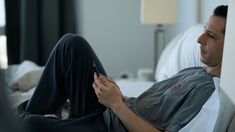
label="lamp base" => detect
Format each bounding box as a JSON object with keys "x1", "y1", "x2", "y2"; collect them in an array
[{"x1": 153, "y1": 24, "x2": 165, "y2": 80}]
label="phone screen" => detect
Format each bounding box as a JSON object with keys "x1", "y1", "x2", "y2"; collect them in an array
[{"x1": 93, "y1": 60, "x2": 100, "y2": 77}]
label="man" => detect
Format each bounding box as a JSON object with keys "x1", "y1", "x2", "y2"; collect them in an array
[{"x1": 21, "y1": 5, "x2": 227, "y2": 132}]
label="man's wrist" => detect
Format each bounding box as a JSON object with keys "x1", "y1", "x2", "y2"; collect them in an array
[
  {"x1": 122, "y1": 95, "x2": 129, "y2": 101},
  {"x1": 111, "y1": 101, "x2": 125, "y2": 114}
]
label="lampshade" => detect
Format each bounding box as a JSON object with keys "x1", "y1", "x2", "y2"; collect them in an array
[{"x1": 141, "y1": 0, "x2": 178, "y2": 24}]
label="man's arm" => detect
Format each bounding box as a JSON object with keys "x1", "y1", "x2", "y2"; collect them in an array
[
  {"x1": 111, "y1": 100, "x2": 161, "y2": 132},
  {"x1": 93, "y1": 74, "x2": 161, "y2": 132}
]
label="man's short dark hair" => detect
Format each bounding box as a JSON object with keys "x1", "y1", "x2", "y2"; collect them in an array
[
  {"x1": 213, "y1": 5, "x2": 228, "y2": 33},
  {"x1": 213, "y1": 5, "x2": 228, "y2": 18}
]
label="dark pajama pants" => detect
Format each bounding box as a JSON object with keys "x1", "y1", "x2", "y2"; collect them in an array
[{"x1": 22, "y1": 33, "x2": 109, "y2": 132}]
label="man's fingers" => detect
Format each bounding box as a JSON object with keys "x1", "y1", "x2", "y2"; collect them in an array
[
  {"x1": 99, "y1": 75, "x2": 121, "y2": 89},
  {"x1": 95, "y1": 76, "x2": 111, "y2": 88},
  {"x1": 93, "y1": 77, "x2": 107, "y2": 93},
  {"x1": 99, "y1": 74, "x2": 115, "y2": 83},
  {"x1": 93, "y1": 82, "x2": 101, "y2": 97},
  {"x1": 94, "y1": 73, "x2": 116, "y2": 87},
  {"x1": 94, "y1": 72, "x2": 98, "y2": 79},
  {"x1": 94, "y1": 73, "x2": 103, "y2": 86},
  {"x1": 93, "y1": 73, "x2": 119, "y2": 95},
  {"x1": 92, "y1": 82, "x2": 97, "y2": 89}
]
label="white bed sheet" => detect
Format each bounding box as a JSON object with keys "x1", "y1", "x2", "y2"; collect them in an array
[
  {"x1": 9, "y1": 87, "x2": 35, "y2": 111},
  {"x1": 8, "y1": 79, "x2": 154, "y2": 110},
  {"x1": 116, "y1": 79, "x2": 154, "y2": 97}
]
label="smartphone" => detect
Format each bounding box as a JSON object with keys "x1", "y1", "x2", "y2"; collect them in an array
[{"x1": 93, "y1": 60, "x2": 100, "y2": 77}]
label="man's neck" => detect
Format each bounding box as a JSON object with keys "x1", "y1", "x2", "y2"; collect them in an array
[{"x1": 205, "y1": 64, "x2": 221, "y2": 77}]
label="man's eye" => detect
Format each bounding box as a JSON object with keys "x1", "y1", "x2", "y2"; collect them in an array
[
  {"x1": 209, "y1": 34, "x2": 215, "y2": 38},
  {"x1": 206, "y1": 33, "x2": 215, "y2": 39}
]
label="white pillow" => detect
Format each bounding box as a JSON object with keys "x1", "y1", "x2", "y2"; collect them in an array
[
  {"x1": 6, "y1": 60, "x2": 44, "y2": 91},
  {"x1": 10, "y1": 68, "x2": 43, "y2": 91},
  {"x1": 155, "y1": 24, "x2": 205, "y2": 82}
]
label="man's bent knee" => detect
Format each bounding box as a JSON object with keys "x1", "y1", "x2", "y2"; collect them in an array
[{"x1": 59, "y1": 33, "x2": 91, "y2": 53}]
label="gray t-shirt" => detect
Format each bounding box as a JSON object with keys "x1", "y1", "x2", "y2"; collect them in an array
[{"x1": 103, "y1": 67, "x2": 215, "y2": 132}]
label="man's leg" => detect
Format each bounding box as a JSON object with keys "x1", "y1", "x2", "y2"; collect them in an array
[
  {"x1": 23, "y1": 112, "x2": 107, "y2": 132},
  {"x1": 26, "y1": 33, "x2": 107, "y2": 117}
]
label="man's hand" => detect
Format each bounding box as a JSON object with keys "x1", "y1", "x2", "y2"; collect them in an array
[
  {"x1": 92, "y1": 73, "x2": 124, "y2": 109},
  {"x1": 93, "y1": 73, "x2": 161, "y2": 132}
]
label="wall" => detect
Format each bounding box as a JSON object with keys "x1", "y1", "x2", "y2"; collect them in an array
[
  {"x1": 77, "y1": 0, "x2": 155, "y2": 78},
  {"x1": 221, "y1": 0, "x2": 235, "y2": 104},
  {"x1": 166, "y1": 0, "x2": 199, "y2": 48},
  {"x1": 199, "y1": 0, "x2": 229, "y2": 24},
  {"x1": 76, "y1": 0, "x2": 199, "y2": 77},
  {"x1": 75, "y1": 0, "x2": 228, "y2": 78}
]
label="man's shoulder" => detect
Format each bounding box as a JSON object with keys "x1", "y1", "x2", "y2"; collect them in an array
[{"x1": 179, "y1": 67, "x2": 203, "y2": 73}]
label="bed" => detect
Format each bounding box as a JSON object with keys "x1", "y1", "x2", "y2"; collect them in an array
[{"x1": 3, "y1": 24, "x2": 235, "y2": 132}]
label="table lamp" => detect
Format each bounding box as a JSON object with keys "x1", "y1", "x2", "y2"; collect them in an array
[{"x1": 141, "y1": 0, "x2": 178, "y2": 78}]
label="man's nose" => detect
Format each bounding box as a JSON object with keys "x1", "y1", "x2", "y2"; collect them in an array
[{"x1": 197, "y1": 32, "x2": 206, "y2": 45}]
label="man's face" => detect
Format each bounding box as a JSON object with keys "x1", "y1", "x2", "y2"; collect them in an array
[{"x1": 197, "y1": 15, "x2": 226, "y2": 67}]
